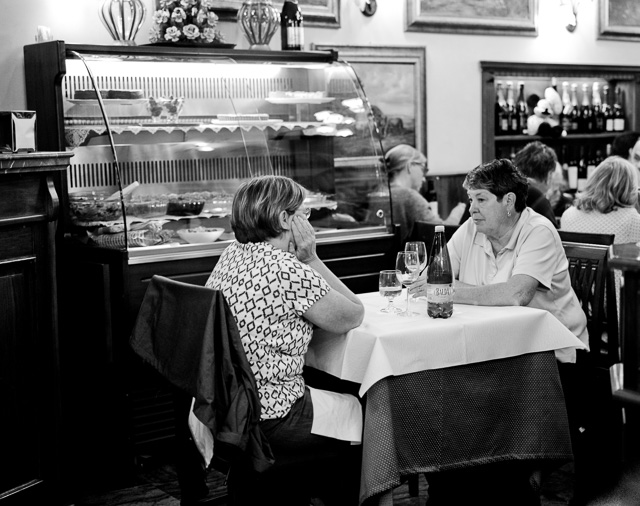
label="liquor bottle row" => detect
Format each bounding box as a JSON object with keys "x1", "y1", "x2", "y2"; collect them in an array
[
  {"x1": 561, "y1": 144, "x2": 611, "y2": 192},
  {"x1": 495, "y1": 78, "x2": 626, "y2": 136}
]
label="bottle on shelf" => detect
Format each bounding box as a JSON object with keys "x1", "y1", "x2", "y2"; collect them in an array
[
  {"x1": 561, "y1": 81, "x2": 572, "y2": 132},
  {"x1": 580, "y1": 83, "x2": 593, "y2": 133},
  {"x1": 567, "y1": 151, "x2": 578, "y2": 192},
  {"x1": 516, "y1": 81, "x2": 528, "y2": 134},
  {"x1": 569, "y1": 83, "x2": 580, "y2": 133},
  {"x1": 505, "y1": 81, "x2": 518, "y2": 133},
  {"x1": 495, "y1": 81, "x2": 509, "y2": 135},
  {"x1": 426, "y1": 225, "x2": 453, "y2": 319},
  {"x1": 586, "y1": 147, "x2": 597, "y2": 180},
  {"x1": 577, "y1": 146, "x2": 588, "y2": 191},
  {"x1": 603, "y1": 84, "x2": 614, "y2": 132},
  {"x1": 613, "y1": 86, "x2": 626, "y2": 132},
  {"x1": 592, "y1": 82, "x2": 604, "y2": 133},
  {"x1": 281, "y1": 0, "x2": 304, "y2": 51},
  {"x1": 551, "y1": 76, "x2": 558, "y2": 92}
]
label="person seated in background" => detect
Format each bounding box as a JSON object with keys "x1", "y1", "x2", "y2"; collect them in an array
[
  {"x1": 513, "y1": 141, "x2": 559, "y2": 227},
  {"x1": 383, "y1": 144, "x2": 465, "y2": 242},
  {"x1": 561, "y1": 156, "x2": 640, "y2": 315},
  {"x1": 612, "y1": 131, "x2": 640, "y2": 213},
  {"x1": 205, "y1": 175, "x2": 364, "y2": 506},
  {"x1": 409, "y1": 158, "x2": 587, "y2": 505},
  {"x1": 611, "y1": 131, "x2": 640, "y2": 168}
]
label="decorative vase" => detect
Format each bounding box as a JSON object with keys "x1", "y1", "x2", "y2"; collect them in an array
[
  {"x1": 99, "y1": 0, "x2": 147, "y2": 46},
  {"x1": 237, "y1": 0, "x2": 280, "y2": 50}
]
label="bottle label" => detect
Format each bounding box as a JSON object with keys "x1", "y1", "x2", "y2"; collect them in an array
[
  {"x1": 606, "y1": 118, "x2": 614, "y2": 131},
  {"x1": 614, "y1": 118, "x2": 625, "y2": 131},
  {"x1": 427, "y1": 283, "x2": 454, "y2": 303},
  {"x1": 286, "y1": 26, "x2": 303, "y2": 48}
]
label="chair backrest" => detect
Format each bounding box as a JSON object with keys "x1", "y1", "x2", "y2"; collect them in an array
[
  {"x1": 410, "y1": 221, "x2": 459, "y2": 253},
  {"x1": 558, "y1": 231, "x2": 619, "y2": 367}
]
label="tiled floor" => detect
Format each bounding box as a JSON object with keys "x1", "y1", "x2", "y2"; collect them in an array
[{"x1": 71, "y1": 461, "x2": 577, "y2": 506}]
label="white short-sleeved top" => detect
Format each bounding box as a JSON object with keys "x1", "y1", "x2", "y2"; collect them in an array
[
  {"x1": 205, "y1": 241, "x2": 330, "y2": 419},
  {"x1": 448, "y1": 208, "x2": 588, "y2": 362}
]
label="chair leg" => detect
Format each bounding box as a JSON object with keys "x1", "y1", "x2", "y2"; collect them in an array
[{"x1": 408, "y1": 474, "x2": 419, "y2": 497}]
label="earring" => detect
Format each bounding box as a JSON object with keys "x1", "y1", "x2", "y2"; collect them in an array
[{"x1": 507, "y1": 210, "x2": 512, "y2": 217}]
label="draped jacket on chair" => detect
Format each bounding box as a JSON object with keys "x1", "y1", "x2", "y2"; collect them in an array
[{"x1": 129, "y1": 275, "x2": 274, "y2": 473}]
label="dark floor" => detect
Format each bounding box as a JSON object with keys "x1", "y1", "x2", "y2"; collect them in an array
[{"x1": 70, "y1": 460, "x2": 579, "y2": 506}]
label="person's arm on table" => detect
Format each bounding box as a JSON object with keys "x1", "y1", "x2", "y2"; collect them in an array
[
  {"x1": 452, "y1": 274, "x2": 539, "y2": 306},
  {"x1": 289, "y1": 216, "x2": 364, "y2": 333},
  {"x1": 408, "y1": 273, "x2": 538, "y2": 306}
]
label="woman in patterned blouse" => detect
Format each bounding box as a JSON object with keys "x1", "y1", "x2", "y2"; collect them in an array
[{"x1": 206, "y1": 175, "x2": 364, "y2": 506}]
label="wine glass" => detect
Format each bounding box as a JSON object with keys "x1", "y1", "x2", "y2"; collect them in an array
[
  {"x1": 379, "y1": 270, "x2": 402, "y2": 313},
  {"x1": 396, "y1": 251, "x2": 420, "y2": 317},
  {"x1": 405, "y1": 241, "x2": 428, "y2": 275}
]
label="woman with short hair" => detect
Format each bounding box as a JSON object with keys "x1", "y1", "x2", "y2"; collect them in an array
[{"x1": 206, "y1": 175, "x2": 364, "y2": 506}]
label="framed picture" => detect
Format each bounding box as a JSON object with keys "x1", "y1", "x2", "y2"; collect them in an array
[
  {"x1": 599, "y1": 0, "x2": 640, "y2": 41},
  {"x1": 406, "y1": 0, "x2": 538, "y2": 36},
  {"x1": 211, "y1": 0, "x2": 340, "y2": 27},
  {"x1": 311, "y1": 45, "x2": 427, "y2": 154}
]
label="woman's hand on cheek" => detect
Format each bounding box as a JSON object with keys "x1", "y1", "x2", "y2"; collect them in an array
[{"x1": 291, "y1": 217, "x2": 317, "y2": 264}]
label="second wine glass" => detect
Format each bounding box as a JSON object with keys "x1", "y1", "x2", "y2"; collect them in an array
[
  {"x1": 405, "y1": 241, "x2": 427, "y2": 274},
  {"x1": 396, "y1": 251, "x2": 420, "y2": 317}
]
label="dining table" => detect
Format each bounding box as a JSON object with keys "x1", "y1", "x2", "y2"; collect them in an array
[{"x1": 306, "y1": 291, "x2": 588, "y2": 505}]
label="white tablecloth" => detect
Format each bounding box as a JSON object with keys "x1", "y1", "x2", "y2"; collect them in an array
[{"x1": 306, "y1": 291, "x2": 587, "y2": 396}]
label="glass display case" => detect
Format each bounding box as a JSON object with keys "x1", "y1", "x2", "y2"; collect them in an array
[{"x1": 25, "y1": 42, "x2": 393, "y2": 265}]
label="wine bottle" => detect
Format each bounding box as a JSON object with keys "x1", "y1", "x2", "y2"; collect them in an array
[
  {"x1": 586, "y1": 147, "x2": 597, "y2": 180},
  {"x1": 426, "y1": 225, "x2": 453, "y2": 319},
  {"x1": 603, "y1": 84, "x2": 614, "y2": 132},
  {"x1": 495, "y1": 81, "x2": 508, "y2": 135},
  {"x1": 592, "y1": 82, "x2": 604, "y2": 133},
  {"x1": 613, "y1": 86, "x2": 626, "y2": 132},
  {"x1": 516, "y1": 81, "x2": 528, "y2": 134},
  {"x1": 577, "y1": 146, "x2": 588, "y2": 191},
  {"x1": 569, "y1": 83, "x2": 580, "y2": 132},
  {"x1": 561, "y1": 81, "x2": 572, "y2": 132},
  {"x1": 580, "y1": 83, "x2": 593, "y2": 133},
  {"x1": 281, "y1": 0, "x2": 304, "y2": 51},
  {"x1": 506, "y1": 81, "x2": 518, "y2": 133}
]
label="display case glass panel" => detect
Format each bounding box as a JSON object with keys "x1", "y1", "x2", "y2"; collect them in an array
[{"x1": 60, "y1": 50, "x2": 391, "y2": 261}]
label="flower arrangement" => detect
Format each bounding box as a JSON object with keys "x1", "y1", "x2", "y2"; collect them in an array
[{"x1": 149, "y1": 0, "x2": 225, "y2": 44}]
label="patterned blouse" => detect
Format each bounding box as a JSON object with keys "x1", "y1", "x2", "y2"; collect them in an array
[{"x1": 205, "y1": 241, "x2": 330, "y2": 420}]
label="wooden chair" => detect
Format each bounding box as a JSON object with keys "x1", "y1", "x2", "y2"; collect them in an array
[
  {"x1": 558, "y1": 230, "x2": 619, "y2": 367},
  {"x1": 559, "y1": 230, "x2": 625, "y2": 495}
]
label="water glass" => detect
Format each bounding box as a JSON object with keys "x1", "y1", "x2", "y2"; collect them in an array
[{"x1": 379, "y1": 270, "x2": 402, "y2": 313}]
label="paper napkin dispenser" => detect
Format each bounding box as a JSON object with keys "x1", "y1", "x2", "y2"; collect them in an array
[{"x1": 0, "y1": 111, "x2": 37, "y2": 153}]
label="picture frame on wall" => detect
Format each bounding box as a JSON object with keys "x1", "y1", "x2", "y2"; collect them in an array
[
  {"x1": 406, "y1": 0, "x2": 538, "y2": 36},
  {"x1": 598, "y1": 0, "x2": 640, "y2": 41},
  {"x1": 311, "y1": 45, "x2": 427, "y2": 154},
  {"x1": 211, "y1": 0, "x2": 340, "y2": 27}
]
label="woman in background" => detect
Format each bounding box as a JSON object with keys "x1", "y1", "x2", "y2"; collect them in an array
[
  {"x1": 383, "y1": 144, "x2": 465, "y2": 242},
  {"x1": 561, "y1": 156, "x2": 640, "y2": 316},
  {"x1": 513, "y1": 140, "x2": 559, "y2": 227}
]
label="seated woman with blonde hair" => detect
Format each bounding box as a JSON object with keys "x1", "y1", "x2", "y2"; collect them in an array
[{"x1": 561, "y1": 155, "x2": 640, "y2": 316}]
